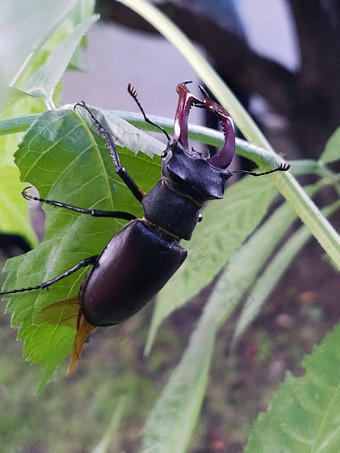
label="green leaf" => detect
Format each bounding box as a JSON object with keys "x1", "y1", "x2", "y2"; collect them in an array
[
  {"x1": 231, "y1": 182, "x2": 336, "y2": 348},
  {"x1": 233, "y1": 224, "x2": 311, "y2": 349},
  {"x1": 319, "y1": 126, "x2": 340, "y2": 165},
  {"x1": 245, "y1": 322, "x2": 340, "y2": 453},
  {"x1": 0, "y1": 88, "x2": 40, "y2": 117},
  {"x1": 76, "y1": 106, "x2": 164, "y2": 157},
  {"x1": 0, "y1": 0, "x2": 79, "y2": 86},
  {"x1": 142, "y1": 186, "x2": 322, "y2": 450},
  {"x1": 0, "y1": 0, "x2": 97, "y2": 248},
  {"x1": 0, "y1": 165, "x2": 37, "y2": 248},
  {"x1": 92, "y1": 396, "x2": 129, "y2": 453},
  {"x1": 22, "y1": 14, "x2": 99, "y2": 103},
  {"x1": 142, "y1": 318, "x2": 215, "y2": 453},
  {"x1": 2, "y1": 108, "x2": 161, "y2": 389},
  {"x1": 145, "y1": 175, "x2": 278, "y2": 354},
  {"x1": 0, "y1": 113, "x2": 39, "y2": 136},
  {"x1": 0, "y1": 109, "x2": 40, "y2": 246}
]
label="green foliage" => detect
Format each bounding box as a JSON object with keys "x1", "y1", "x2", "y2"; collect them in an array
[
  {"x1": 21, "y1": 14, "x2": 98, "y2": 103},
  {"x1": 245, "y1": 323, "x2": 340, "y2": 452},
  {"x1": 4, "y1": 108, "x2": 161, "y2": 389},
  {"x1": 0, "y1": 0, "x2": 97, "y2": 248},
  {"x1": 232, "y1": 197, "x2": 340, "y2": 350},
  {"x1": 1, "y1": 0, "x2": 340, "y2": 451},
  {"x1": 0, "y1": 304, "x2": 155, "y2": 452},
  {"x1": 319, "y1": 127, "x2": 340, "y2": 165},
  {"x1": 141, "y1": 186, "x2": 340, "y2": 453}
]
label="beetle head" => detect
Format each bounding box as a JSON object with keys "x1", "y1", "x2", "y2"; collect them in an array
[{"x1": 161, "y1": 82, "x2": 235, "y2": 203}]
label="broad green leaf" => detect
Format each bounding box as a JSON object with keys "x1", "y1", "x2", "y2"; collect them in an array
[
  {"x1": 319, "y1": 127, "x2": 340, "y2": 165},
  {"x1": 3, "y1": 108, "x2": 161, "y2": 389},
  {"x1": 0, "y1": 104, "x2": 41, "y2": 246},
  {"x1": 22, "y1": 14, "x2": 99, "y2": 103},
  {"x1": 245, "y1": 322, "x2": 340, "y2": 453},
  {"x1": 77, "y1": 107, "x2": 164, "y2": 157},
  {"x1": 145, "y1": 175, "x2": 278, "y2": 354},
  {"x1": 0, "y1": 165, "x2": 37, "y2": 248}
]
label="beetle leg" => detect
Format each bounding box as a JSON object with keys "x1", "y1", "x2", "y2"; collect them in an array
[
  {"x1": 0, "y1": 256, "x2": 98, "y2": 296},
  {"x1": 75, "y1": 101, "x2": 145, "y2": 203},
  {"x1": 22, "y1": 187, "x2": 137, "y2": 221}
]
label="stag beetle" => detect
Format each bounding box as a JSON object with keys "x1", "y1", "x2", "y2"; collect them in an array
[{"x1": 0, "y1": 82, "x2": 289, "y2": 375}]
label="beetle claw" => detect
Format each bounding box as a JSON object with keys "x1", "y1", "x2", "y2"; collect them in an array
[
  {"x1": 174, "y1": 83, "x2": 235, "y2": 169},
  {"x1": 174, "y1": 83, "x2": 203, "y2": 150}
]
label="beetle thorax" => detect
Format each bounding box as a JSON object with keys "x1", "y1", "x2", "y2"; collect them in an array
[{"x1": 161, "y1": 140, "x2": 232, "y2": 204}]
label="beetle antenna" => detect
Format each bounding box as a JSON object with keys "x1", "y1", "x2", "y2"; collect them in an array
[
  {"x1": 127, "y1": 84, "x2": 171, "y2": 141},
  {"x1": 232, "y1": 163, "x2": 290, "y2": 177}
]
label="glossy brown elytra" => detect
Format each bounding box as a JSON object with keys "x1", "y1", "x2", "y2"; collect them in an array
[{"x1": 0, "y1": 83, "x2": 290, "y2": 375}]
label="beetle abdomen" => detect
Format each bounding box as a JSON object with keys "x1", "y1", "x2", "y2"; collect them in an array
[{"x1": 80, "y1": 219, "x2": 187, "y2": 326}]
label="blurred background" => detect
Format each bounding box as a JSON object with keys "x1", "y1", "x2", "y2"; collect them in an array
[{"x1": 1, "y1": 1, "x2": 340, "y2": 452}]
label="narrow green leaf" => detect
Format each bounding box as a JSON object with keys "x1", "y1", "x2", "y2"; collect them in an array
[
  {"x1": 0, "y1": 113, "x2": 39, "y2": 136},
  {"x1": 245, "y1": 322, "x2": 340, "y2": 453},
  {"x1": 142, "y1": 316, "x2": 215, "y2": 453},
  {"x1": 92, "y1": 396, "x2": 128, "y2": 453},
  {"x1": 145, "y1": 176, "x2": 278, "y2": 354},
  {"x1": 232, "y1": 199, "x2": 340, "y2": 348},
  {"x1": 234, "y1": 226, "x2": 310, "y2": 350},
  {"x1": 319, "y1": 127, "x2": 340, "y2": 165},
  {"x1": 0, "y1": 0, "x2": 79, "y2": 87},
  {"x1": 2, "y1": 108, "x2": 161, "y2": 388},
  {"x1": 22, "y1": 14, "x2": 99, "y2": 103}
]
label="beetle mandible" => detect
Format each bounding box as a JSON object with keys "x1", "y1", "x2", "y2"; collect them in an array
[{"x1": 0, "y1": 82, "x2": 290, "y2": 375}]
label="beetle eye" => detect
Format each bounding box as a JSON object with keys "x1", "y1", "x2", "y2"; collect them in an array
[{"x1": 161, "y1": 150, "x2": 168, "y2": 159}]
